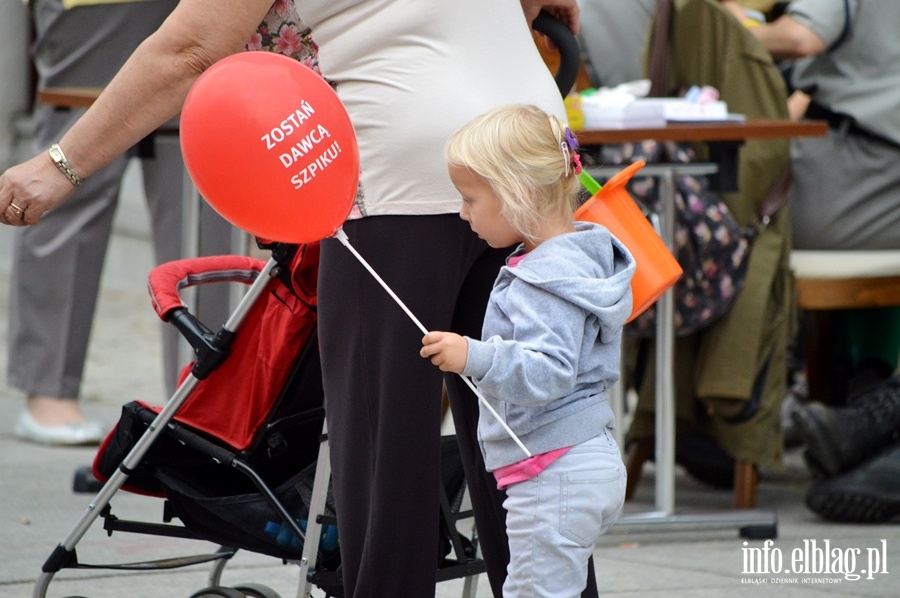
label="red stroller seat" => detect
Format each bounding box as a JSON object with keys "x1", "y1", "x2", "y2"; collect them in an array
[
  {"x1": 94, "y1": 243, "x2": 321, "y2": 498},
  {"x1": 93, "y1": 242, "x2": 340, "y2": 567}
]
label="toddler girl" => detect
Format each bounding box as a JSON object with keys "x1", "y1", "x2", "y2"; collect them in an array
[{"x1": 421, "y1": 104, "x2": 636, "y2": 597}]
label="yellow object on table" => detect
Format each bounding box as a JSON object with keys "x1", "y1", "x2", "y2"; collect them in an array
[{"x1": 564, "y1": 93, "x2": 584, "y2": 131}]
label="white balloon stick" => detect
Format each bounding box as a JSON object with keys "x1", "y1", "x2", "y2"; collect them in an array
[{"x1": 334, "y1": 227, "x2": 532, "y2": 458}]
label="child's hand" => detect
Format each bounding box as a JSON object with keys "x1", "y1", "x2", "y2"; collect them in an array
[{"x1": 420, "y1": 331, "x2": 468, "y2": 373}]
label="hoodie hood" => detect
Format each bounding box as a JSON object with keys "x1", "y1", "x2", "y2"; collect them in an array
[{"x1": 504, "y1": 222, "x2": 635, "y2": 343}]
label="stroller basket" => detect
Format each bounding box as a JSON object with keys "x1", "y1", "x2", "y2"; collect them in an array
[
  {"x1": 93, "y1": 345, "x2": 338, "y2": 566},
  {"x1": 158, "y1": 460, "x2": 339, "y2": 566}
]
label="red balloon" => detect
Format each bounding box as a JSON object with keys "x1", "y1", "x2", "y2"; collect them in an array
[{"x1": 180, "y1": 52, "x2": 359, "y2": 243}]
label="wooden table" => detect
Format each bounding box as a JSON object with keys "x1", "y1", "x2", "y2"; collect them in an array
[
  {"x1": 38, "y1": 86, "x2": 104, "y2": 110},
  {"x1": 38, "y1": 86, "x2": 179, "y2": 141},
  {"x1": 578, "y1": 118, "x2": 827, "y2": 192},
  {"x1": 577, "y1": 118, "x2": 827, "y2": 537},
  {"x1": 576, "y1": 118, "x2": 826, "y2": 144}
]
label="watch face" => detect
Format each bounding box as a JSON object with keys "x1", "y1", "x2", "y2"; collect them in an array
[{"x1": 49, "y1": 146, "x2": 63, "y2": 162}]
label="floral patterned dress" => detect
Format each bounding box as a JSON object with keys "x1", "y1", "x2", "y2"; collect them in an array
[{"x1": 247, "y1": 0, "x2": 322, "y2": 77}]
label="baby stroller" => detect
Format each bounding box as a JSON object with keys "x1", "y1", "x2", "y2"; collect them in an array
[
  {"x1": 34, "y1": 241, "x2": 484, "y2": 598},
  {"x1": 32, "y1": 13, "x2": 581, "y2": 596}
]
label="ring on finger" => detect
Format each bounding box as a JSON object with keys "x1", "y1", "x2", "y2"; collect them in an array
[{"x1": 8, "y1": 202, "x2": 24, "y2": 216}]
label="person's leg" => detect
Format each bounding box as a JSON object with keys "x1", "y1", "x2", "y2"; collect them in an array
[
  {"x1": 8, "y1": 124, "x2": 125, "y2": 419},
  {"x1": 443, "y1": 246, "x2": 511, "y2": 596},
  {"x1": 318, "y1": 215, "x2": 485, "y2": 597},
  {"x1": 502, "y1": 433, "x2": 625, "y2": 598},
  {"x1": 8, "y1": 0, "x2": 121, "y2": 430},
  {"x1": 9, "y1": 0, "x2": 177, "y2": 437},
  {"x1": 445, "y1": 245, "x2": 602, "y2": 598},
  {"x1": 790, "y1": 131, "x2": 900, "y2": 250}
]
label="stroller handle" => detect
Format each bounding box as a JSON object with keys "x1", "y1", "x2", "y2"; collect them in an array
[
  {"x1": 148, "y1": 255, "x2": 267, "y2": 322},
  {"x1": 532, "y1": 10, "x2": 581, "y2": 97}
]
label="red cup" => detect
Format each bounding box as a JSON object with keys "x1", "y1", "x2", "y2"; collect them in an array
[{"x1": 575, "y1": 161, "x2": 682, "y2": 322}]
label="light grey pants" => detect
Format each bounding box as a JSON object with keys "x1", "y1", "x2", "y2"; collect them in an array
[
  {"x1": 790, "y1": 126, "x2": 900, "y2": 250},
  {"x1": 502, "y1": 430, "x2": 626, "y2": 598},
  {"x1": 7, "y1": 0, "x2": 233, "y2": 399}
]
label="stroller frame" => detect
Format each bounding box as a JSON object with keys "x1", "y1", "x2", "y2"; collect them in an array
[{"x1": 34, "y1": 242, "x2": 484, "y2": 598}]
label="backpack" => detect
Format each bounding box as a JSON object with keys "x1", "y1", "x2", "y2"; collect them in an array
[{"x1": 597, "y1": 139, "x2": 788, "y2": 337}]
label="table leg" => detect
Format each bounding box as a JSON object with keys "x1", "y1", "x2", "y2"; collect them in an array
[
  {"x1": 655, "y1": 169, "x2": 677, "y2": 516},
  {"x1": 707, "y1": 141, "x2": 742, "y2": 193}
]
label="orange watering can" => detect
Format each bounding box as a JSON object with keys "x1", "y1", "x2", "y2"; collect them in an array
[{"x1": 576, "y1": 161, "x2": 682, "y2": 322}]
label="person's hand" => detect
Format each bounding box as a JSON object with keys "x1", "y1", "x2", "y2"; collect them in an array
[
  {"x1": 421, "y1": 331, "x2": 468, "y2": 374},
  {"x1": 0, "y1": 153, "x2": 76, "y2": 226},
  {"x1": 520, "y1": 0, "x2": 580, "y2": 36}
]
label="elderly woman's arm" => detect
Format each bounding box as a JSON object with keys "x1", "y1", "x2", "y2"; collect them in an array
[{"x1": 0, "y1": 0, "x2": 273, "y2": 225}]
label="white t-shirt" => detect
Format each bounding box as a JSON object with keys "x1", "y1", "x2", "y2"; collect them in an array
[{"x1": 300, "y1": 0, "x2": 567, "y2": 216}]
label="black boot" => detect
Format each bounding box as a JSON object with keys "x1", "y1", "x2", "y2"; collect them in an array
[
  {"x1": 792, "y1": 376, "x2": 900, "y2": 477},
  {"x1": 805, "y1": 441, "x2": 900, "y2": 523}
]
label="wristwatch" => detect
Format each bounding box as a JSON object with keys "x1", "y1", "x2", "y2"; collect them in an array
[{"x1": 48, "y1": 143, "x2": 86, "y2": 187}]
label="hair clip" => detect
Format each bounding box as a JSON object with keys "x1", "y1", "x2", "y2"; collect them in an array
[
  {"x1": 561, "y1": 142, "x2": 571, "y2": 177},
  {"x1": 563, "y1": 127, "x2": 582, "y2": 175},
  {"x1": 571, "y1": 151, "x2": 583, "y2": 175},
  {"x1": 564, "y1": 127, "x2": 579, "y2": 152}
]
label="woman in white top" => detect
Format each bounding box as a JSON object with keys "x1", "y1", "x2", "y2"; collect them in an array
[{"x1": 309, "y1": 3, "x2": 598, "y2": 596}]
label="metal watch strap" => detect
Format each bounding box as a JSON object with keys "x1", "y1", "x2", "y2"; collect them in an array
[{"x1": 49, "y1": 143, "x2": 86, "y2": 187}]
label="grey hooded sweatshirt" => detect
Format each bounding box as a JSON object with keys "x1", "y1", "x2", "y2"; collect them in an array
[{"x1": 462, "y1": 221, "x2": 636, "y2": 471}]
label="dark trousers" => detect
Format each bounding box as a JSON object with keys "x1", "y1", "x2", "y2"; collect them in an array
[{"x1": 318, "y1": 214, "x2": 598, "y2": 597}]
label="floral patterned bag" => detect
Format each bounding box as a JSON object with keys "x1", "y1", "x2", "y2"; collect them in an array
[{"x1": 596, "y1": 140, "x2": 787, "y2": 338}]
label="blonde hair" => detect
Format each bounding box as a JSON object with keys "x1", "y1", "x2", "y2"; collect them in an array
[{"x1": 445, "y1": 104, "x2": 581, "y2": 243}]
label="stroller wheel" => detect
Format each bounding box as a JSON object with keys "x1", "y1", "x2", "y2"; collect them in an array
[
  {"x1": 233, "y1": 583, "x2": 282, "y2": 598},
  {"x1": 188, "y1": 588, "x2": 247, "y2": 598}
]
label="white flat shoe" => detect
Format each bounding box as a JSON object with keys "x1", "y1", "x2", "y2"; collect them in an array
[{"x1": 14, "y1": 410, "x2": 104, "y2": 446}]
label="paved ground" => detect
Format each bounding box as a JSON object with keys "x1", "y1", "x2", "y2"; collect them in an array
[{"x1": 0, "y1": 161, "x2": 897, "y2": 597}]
